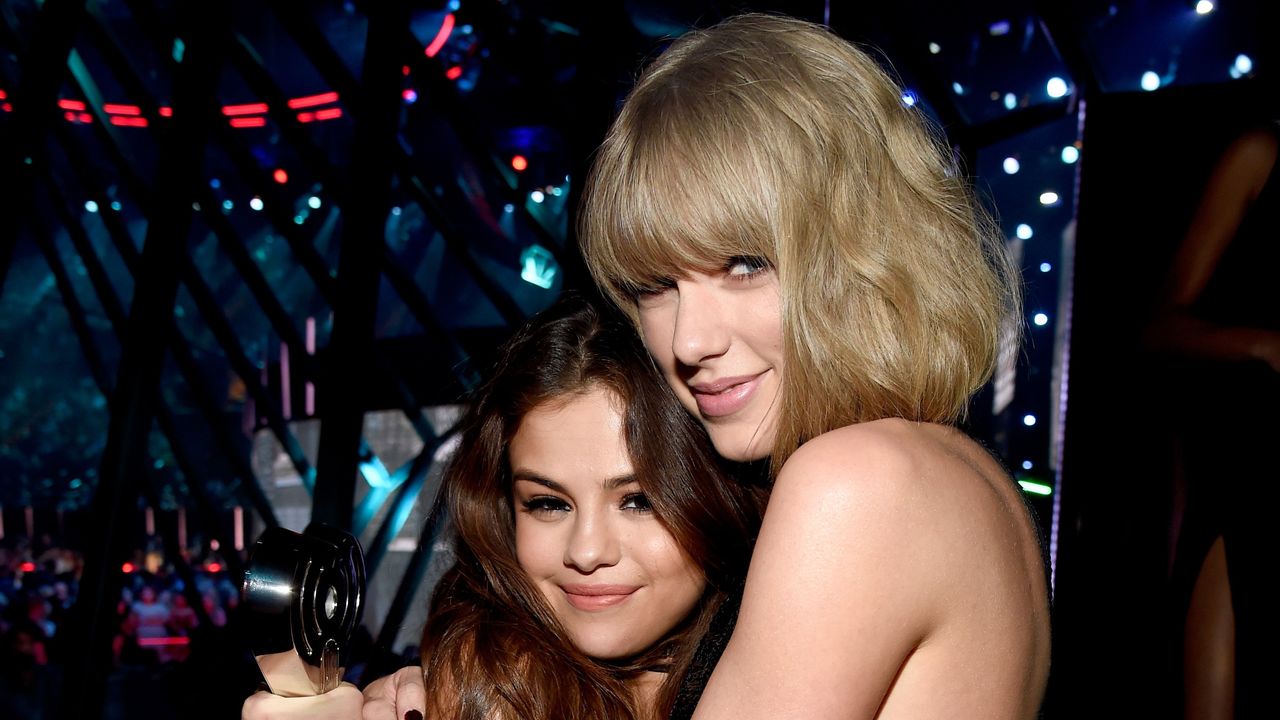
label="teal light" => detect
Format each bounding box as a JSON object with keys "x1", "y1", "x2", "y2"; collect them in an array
[
  {"x1": 172, "y1": 38, "x2": 186, "y2": 63},
  {"x1": 520, "y1": 245, "x2": 557, "y2": 289}
]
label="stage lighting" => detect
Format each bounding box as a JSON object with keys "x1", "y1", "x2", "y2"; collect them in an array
[
  {"x1": 308, "y1": 196, "x2": 322, "y2": 209},
  {"x1": 1195, "y1": 1, "x2": 1215, "y2": 16},
  {"x1": 1033, "y1": 312, "x2": 1049, "y2": 326},
  {"x1": 530, "y1": 190, "x2": 545, "y2": 203},
  {"x1": 1039, "y1": 191, "x2": 1060, "y2": 206},
  {"x1": 84, "y1": 200, "x2": 99, "y2": 213},
  {"x1": 1022, "y1": 461, "x2": 1033, "y2": 470},
  {"x1": 1046, "y1": 77, "x2": 1068, "y2": 98},
  {"x1": 250, "y1": 197, "x2": 264, "y2": 211},
  {"x1": 1003, "y1": 157, "x2": 1020, "y2": 175},
  {"x1": 900, "y1": 90, "x2": 918, "y2": 107},
  {"x1": 1003, "y1": 92, "x2": 1017, "y2": 110},
  {"x1": 1023, "y1": 414, "x2": 1037, "y2": 427},
  {"x1": 1016, "y1": 224, "x2": 1033, "y2": 240},
  {"x1": 928, "y1": 42, "x2": 941, "y2": 54},
  {"x1": 511, "y1": 155, "x2": 528, "y2": 172},
  {"x1": 1040, "y1": 262, "x2": 1052, "y2": 273},
  {"x1": 1141, "y1": 71, "x2": 1161, "y2": 91},
  {"x1": 273, "y1": 168, "x2": 289, "y2": 184},
  {"x1": 1061, "y1": 145, "x2": 1080, "y2": 164}
]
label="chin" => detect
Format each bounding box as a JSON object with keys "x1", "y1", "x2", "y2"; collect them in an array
[{"x1": 707, "y1": 430, "x2": 773, "y2": 462}]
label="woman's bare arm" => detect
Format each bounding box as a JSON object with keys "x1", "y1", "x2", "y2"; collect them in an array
[
  {"x1": 691, "y1": 421, "x2": 1047, "y2": 720},
  {"x1": 1147, "y1": 129, "x2": 1280, "y2": 369}
]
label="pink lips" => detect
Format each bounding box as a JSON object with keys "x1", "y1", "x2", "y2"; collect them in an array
[
  {"x1": 561, "y1": 584, "x2": 639, "y2": 611},
  {"x1": 689, "y1": 373, "x2": 764, "y2": 417}
]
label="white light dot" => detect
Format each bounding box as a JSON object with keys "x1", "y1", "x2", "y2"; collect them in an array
[
  {"x1": 530, "y1": 190, "x2": 545, "y2": 203},
  {"x1": 249, "y1": 197, "x2": 264, "y2": 211},
  {"x1": 1033, "y1": 312, "x2": 1049, "y2": 326},
  {"x1": 1040, "y1": 191, "x2": 1060, "y2": 206},
  {"x1": 503, "y1": 203, "x2": 514, "y2": 213},
  {"x1": 1003, "y1": 92, "x2": 1018, "y2": 110},
  {"x1": 1234, "y1": 54, "x2": 1253, "y2": 75},
  {"x1": 391, "y1": 206, "x2": 401, "y2": 216},
  {"x1": 928, "y1": 42, "x2": 941, "y2": 55},
  {"x1": 1016, "y1": 224, "x2": 1033, "y2": 240},
  {"x1": 222, "y1": 199, "x2": 234, "y2": 211},
  {"x1": 1195, "y1": 0, "x2": 1215, "y2": 15},
  {"x1": 1003, "y1": 157, "x2": 1021, "y2": 174},
  {"x1": 1023, "y1": 414, "x2": 1037, "y2": 427},
  {"x1": 84, "y1": 200, "x2": 99, "y2": 213},
  {"x1": 952, "y1": 82, "x2": 965, "y2": 95},
  {"x1": 1040, "y1": 262, "x2": 1052, "y2": 273},
  {"x1": 1141, "y1": 71, "x2": 1161, "y2": 91},
  {"x1": 1061, "y1": 145, "x2": 1080, "y2": 164},
  {"x1": 110, "y1": 201, "x2": 122, "y2": 212},
  {"x1": 308, "y1": 196, "x2": 322, "y2": 209},
  {"x1": 1022, "y1": 460, "x2": 1033, "y2": 470},
  {"x1": 1046, "y1": 77, "x2": 1069, "y2": 98},
  {"x1": 901, "y1": 90, "x2": 918, "y2": 107}
]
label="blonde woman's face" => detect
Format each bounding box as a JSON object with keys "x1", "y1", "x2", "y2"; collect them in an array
[
  {"x1": 636, "y1": 259, "x2": 783, "y2": 461},
  {"x1": 510, "y1": 387, "x2": 705, "y2": 660}
]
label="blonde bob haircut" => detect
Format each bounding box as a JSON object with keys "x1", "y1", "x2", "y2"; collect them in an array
[{"x1": 580, "y1": 14, "x2": 1021, "y2": 470}]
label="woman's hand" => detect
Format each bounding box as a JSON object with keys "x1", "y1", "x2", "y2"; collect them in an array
[
  {"x1": 360, "y1": 666, "x2": 427, "y2": 720},
  {"x1": 240, "y1": 682, "x2": 364, "y2": 720}
]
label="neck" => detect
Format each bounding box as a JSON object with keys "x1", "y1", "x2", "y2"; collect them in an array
[{"x1": 629, "y1": 670, "x2": 667, "y2": 720}]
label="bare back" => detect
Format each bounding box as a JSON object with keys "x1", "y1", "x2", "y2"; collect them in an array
[{"x1": 692, "y1": 419, "x2": 1050, "y2": 720}]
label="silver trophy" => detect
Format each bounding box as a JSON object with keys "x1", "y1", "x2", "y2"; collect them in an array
[{"x1": 242, "y1": 523, "x2": 365, "y2": 696}]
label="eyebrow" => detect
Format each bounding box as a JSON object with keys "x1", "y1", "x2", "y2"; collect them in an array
[{"x1": 511, "y1": 471, "x2": 639, "y2": 492}]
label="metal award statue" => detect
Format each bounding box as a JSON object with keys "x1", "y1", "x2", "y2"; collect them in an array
[{"x1": 242, "y1": 523, "x2": 366, "y2": 697}]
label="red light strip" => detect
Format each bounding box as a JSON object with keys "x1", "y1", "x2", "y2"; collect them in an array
[
  {"x1": 58, "y1": 98, "x2": 86, "y2": 111},
  {"x1": 296, "y1": 111, "x2": 314, "y2": 123},
  {"x1": 222, "y1": 102, "x2": 269, "y2": 117},
  {"x1": 138, "y1": 637, "x2": 191, "y2": 647},
  {"x1": 230, "y1": 116, "x2": 267, "y2": 128},
  {"x1": 424, "y1": 14, "x2": 455, "y2": 58},
  {"x1": 78, "y1": 112, "x2": 93, "y2": 123},
  {"x1": 446, "y1": 66, "x2": 463, "y2": 80},
  {"x1": 314, "y1": 107, "x2": 343, "y2": 121},
  {"x1": 158, "y1": 106, "x2": 173, "y2": 117},
  {"x1": 0, "y1": 89, "x2": 7, "y2": 100},
  {"x1": 287, "y1": 91, "x2": 338, "y2": 109},
  {"x1": 104, "y1": 103, "x2": 142, "y2": 116},
  {"x1": 110, "y1": 116, "x2": 149, "y2": 127}
]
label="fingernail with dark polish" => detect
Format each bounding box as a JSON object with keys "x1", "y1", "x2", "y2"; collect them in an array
[{"x1": 405, "y1": 711, "x2": 423, "y2": 720}]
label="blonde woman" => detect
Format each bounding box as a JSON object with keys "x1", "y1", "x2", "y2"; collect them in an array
[{"x1": 245, "y1": 13, "x2": 1050, "y2": 720}]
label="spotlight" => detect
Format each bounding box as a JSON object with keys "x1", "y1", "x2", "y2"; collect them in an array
[
  {"x1": 250, "y1": 197, "x2": 264, "y2": 211},
  {"x1": 1195, "y1": 1, "x2": 1215, "y2": 15},
  {"x1": 511, "y1": 155, "x2": 528, "y2": 172},
  {"x1": 928, "y1": 42, "x2": 941, "y2": 55},
  {"x1": 1002, "y1": 157, "x2": 1020, "y2": 175},
  {"x1": 1022, "y1": 460, "x2": 1033, "y2": 470},
  {"x1": 1023, "y1": 414, "x2": 1037, "y2": 427},
  {"x1": 1234, "y1": 54, "x2": 1253, "y2": 75},
  {"x1": 308, "y1": 196, "x2": 322, "y2": 209},
  {"x1": 900, "y1": 90, "x2": 918, "y2": 107},
  {"x1": 85, "y1": 200, "x2": 99, "y2": 213},
  {"x1": 273, "y1": 168, "x2": 289, "y2": 184},
  {"x1": 1141, "y1": 71, "x2": 1161, "y2": 91},
  {"x1": 1016, "y1": 224, "x2": 1033, "y2": 240},
  {"x1": 1039, "y1": 262, "x2": 1052, "y2": 273},
  {"x1": 1003, "y1": 93, "x2": 1018, "y2": 110},
  {"x1": 1061, "y1": 146, "x2": 1080, "y2": 164},
  {"x1": 530, "y1": 190, "x2": 545, "y2": 203},
  {"x1": 1033, "y1": 312, "x2": 1049, "y2": 326},
  {"x1": 1039, "y1": 191, "x2": 1060, "y2": 206},
  {"x1": 1046, "y1": 77, "x2": 1069, "y2": 99}
]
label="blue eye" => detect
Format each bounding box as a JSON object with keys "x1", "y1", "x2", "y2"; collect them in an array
[{"x1": 725, "y1": 256, "x2": 771, "y2": 278}]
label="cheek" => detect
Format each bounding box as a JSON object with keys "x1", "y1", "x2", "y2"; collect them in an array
[{"x1": 514, "y1": 518, "x2": 555, "y2": 578}]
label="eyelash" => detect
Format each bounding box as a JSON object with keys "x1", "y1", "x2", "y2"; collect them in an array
[
  {"x1": 725, "y1": 255, "x2": 771, "y2": 280},
  {"x1": 521, "y1": 496, "x2": 570, "y2": 516},
  {"x1": 519, "y1": 493, "x2": 653, "y2": 515},
  {"x1": 633, "y1": 256, "x2": 771, "y2": 298}
]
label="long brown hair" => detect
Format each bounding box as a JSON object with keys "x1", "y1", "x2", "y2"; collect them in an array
[{"x1": 420, "y1": 295, "x2": 764, "y2": 720}]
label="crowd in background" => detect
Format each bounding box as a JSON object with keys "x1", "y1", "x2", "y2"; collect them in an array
[{"x1": 0, "y1": 534, "x2": 251, "y2": 719}]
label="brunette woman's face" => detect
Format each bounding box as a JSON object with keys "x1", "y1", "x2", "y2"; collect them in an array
[
  {"x1": 636, "y1": 259, "x2": 783, "y2": 461},
  {"x1": 510, "y1": 386, "x2": 705, "y2": 660}
]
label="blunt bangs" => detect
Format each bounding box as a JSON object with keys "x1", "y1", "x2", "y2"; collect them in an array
[{"x1": 582, "y1": 81, "x2": 781, "y2": 310}]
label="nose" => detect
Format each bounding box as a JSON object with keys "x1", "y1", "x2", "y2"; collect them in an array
[
  {"x1": 670, "y1": 279, "x2": 731, "y2": 367},
  {"x1": 564, "y1": 510, "x2": 621, "y2": 573}
]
